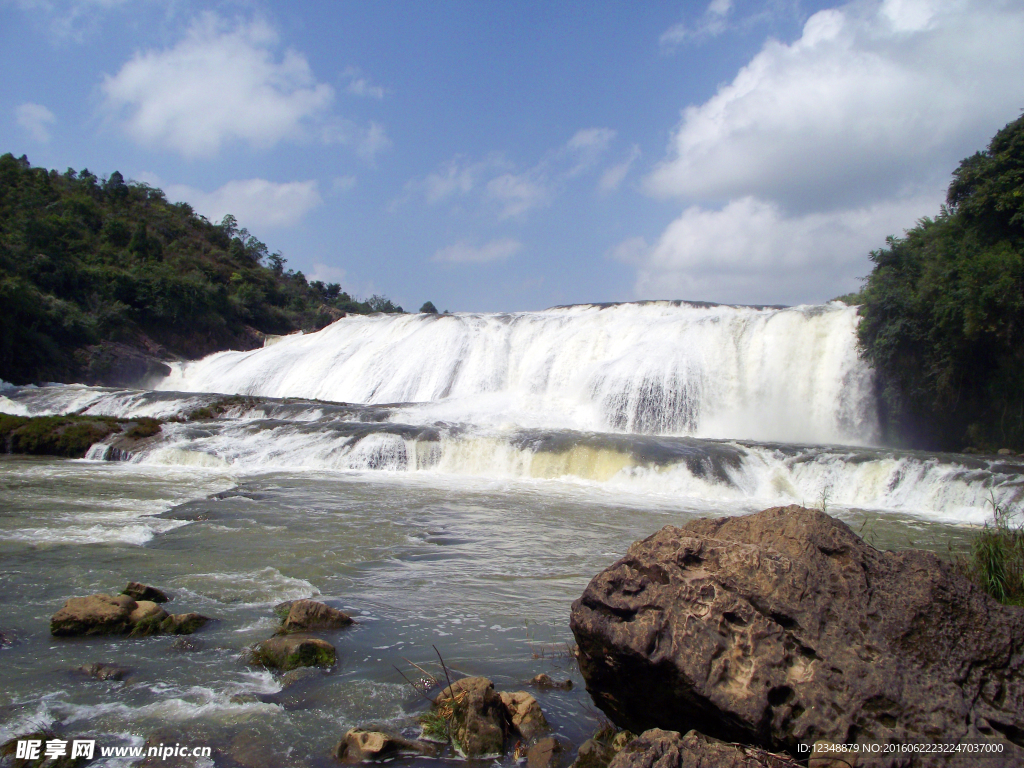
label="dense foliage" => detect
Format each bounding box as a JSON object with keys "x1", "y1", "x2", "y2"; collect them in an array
[
  {"x1": 855, "y1": 115, "x2": 1024, "y2": 451},
  {"x1": 0, "y1": 153, "x2": 403, "y2": 384}
]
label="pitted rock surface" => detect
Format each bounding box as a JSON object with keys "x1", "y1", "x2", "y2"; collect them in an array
[
  {"x1": 608, "y1": 729, "x2": 800, "y2": 768},
  {"x1": 570, "y1": 505, "x2": 1024, "y2": 766}
]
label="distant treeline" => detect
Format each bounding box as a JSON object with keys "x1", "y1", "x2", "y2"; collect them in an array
[
  {"x1": 0, "y1": 154, "x2": 404, "y2": 385},
  {"x1": 846, "y1": 114, "x2": 1024, "y2": 451}
]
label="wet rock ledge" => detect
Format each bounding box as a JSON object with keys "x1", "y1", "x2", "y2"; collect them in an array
[{"x1": 570, "y1": 504, "x2": 1024, "y2": 767}]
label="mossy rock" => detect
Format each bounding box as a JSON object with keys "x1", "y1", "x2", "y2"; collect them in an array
[{"x1": 255, "y1": 635, "x2": 336, "y2": 670}]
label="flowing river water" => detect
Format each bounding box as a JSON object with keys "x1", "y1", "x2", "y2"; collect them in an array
[{"x1": 0, "y1": 302, "x2": 1021, "y2": 766}]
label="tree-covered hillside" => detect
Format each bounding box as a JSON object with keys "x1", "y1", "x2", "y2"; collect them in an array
[
  {"x1": 0, "y1": 153, "x2": 403, "y2": 385},
  {"x1": 854, "y1": 114, "x2": 1024, "y2": 451}
]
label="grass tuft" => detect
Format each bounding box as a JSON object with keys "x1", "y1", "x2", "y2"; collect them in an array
[{"x1": 957, "y1": 492, "x2": 1024, "y2": 607}]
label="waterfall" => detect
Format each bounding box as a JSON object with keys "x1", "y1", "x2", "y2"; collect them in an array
[{"x1": 158, "y1": 301, "x2": 878, "y2": 445}]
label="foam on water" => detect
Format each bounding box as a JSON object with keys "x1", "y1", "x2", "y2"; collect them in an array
[{"x1": 172, "y1": 568, "x2": 319, "y2": 606}]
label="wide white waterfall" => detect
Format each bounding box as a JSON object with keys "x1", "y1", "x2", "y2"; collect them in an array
[{"x1": 159, "y1": 301, "x2": 878, "y2": 445}]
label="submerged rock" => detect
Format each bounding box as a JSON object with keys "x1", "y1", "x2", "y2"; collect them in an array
[
  {"x1": 123, "y1": 581, "x2": 171, "y2": 603},
  {"x1": 168, "y1": 636, "x2": 203, "y2": 653},
  {"x1": 528, "y1": 736, "x2": 567, "y2": 768},
  {"x1": 255, "y1": 635, "x2": 336, "y2": 670},
  {"x1": 75, "y1": 662, "x2": 133, "y2": 681},
  {"x1": 608, "y1": 729, "x2": 800, "y2": 768},
  {"x1": 278, "y1": 599, "x2": 353, "y2": 633},
  {"x1": 570, "y1": 505, "x2": 1024, "y2": 765},
  {"x1": 529, "y1": 672, "x2": 573, "y2": 690}
]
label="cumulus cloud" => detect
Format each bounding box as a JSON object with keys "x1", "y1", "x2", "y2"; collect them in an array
[
  {"x1": 165, "y1": 178, "x2": 322, "y2": 229},
  {"x1": 15, "y1": 102, "x2": 56, "y2": 142},
  {"x1": 433, "y1": 238, "x2": 522, "y2": 264},
  {"x1": 632, "y1": 0, "x2": 1024, "y2": 305},
  {"x1": 647, "y1": 0, "x2": 1024, "y2": 212},
  {"x1": 625, "y1": 194, "x2": 937, "y2": 304},
  {"x1": 101, "y1": 14, "x2": 337, "y2": 158}
]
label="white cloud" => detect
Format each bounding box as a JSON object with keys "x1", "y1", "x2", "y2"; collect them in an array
[
  {"x1": 14, "y1": 0, "x2": 133, "y2": 41},
  {"x1": 15, "y1": 102, "x2": 56, "y2": 142},
  {"x1": 632, "y1": 0, "x2": 1024, "y2": 305},
  {"x1": 627, "y1": 193, "x2": 938, "y2": 305},
  {"x1": 433, "y1": 238, "x2": 522, "y2": 264},
  {"x1": 357, "y1": 121, "x2": 390, "y2": 160},
  {"x1": 332, "y1": 175, "x2": 357, "y2": 193},
  {"x1": 647, "y1": 0, "x2": 1024, "y2": 212},
  {"x1": 410, "y1": 128, "x2": 617, "y2": 218},
  {"x1": 485, "y1": 172, "x2": 551, "y2": 219},
  {"x1": 566, "y1": 127, "x2": 617, "y2": 176},
  {"x1": 342, "y1": 66, "x2": 387, "y2": 99},
  {"x1": 101, "y1": 14, "x2": 335, "y2": 158},
  {"x1": 660, "y1": 0, "x2": 734, "y2": 48},
  {"x1": 599, "y1": 145, "x2": 641, "y2": 192},
  {"x1": 165, "y1": 178, "x2": 322, "y2": 229}
]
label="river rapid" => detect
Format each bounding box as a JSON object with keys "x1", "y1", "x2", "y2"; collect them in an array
[{"x1": 1, "y1": 301, "x2": 1021, "y2": 766}]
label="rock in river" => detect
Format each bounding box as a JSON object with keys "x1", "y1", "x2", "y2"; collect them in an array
[
  {"x1": 433, "y1": 676, "x2": 508, "y2": 757},
  {"x1": 255, "y1": 634, "x2": 336, "y2": 670},
  {"x1": 570, "y1": 505, "x2": 1024, "y2": 766},
  {"x1": 50, "y1": 593, "x2": 209, "y2": 637},
  {"x1": 278, "y1": 598, "x2": 353, "y2": 633}
]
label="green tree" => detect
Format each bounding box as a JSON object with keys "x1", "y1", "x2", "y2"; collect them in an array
[{"x1": 857, "y1": 114, "x2": 1024, "y2": 450}]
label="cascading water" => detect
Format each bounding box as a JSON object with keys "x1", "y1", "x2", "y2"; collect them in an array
[{"x1": 158, "y1": 301, "x2": 878, "y2": 445}]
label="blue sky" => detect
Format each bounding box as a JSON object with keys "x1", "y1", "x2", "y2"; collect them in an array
[{"x1": 3, "y1": 0, "x2": 1023, "y2": 312}]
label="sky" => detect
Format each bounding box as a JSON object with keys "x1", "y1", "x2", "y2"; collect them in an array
[{"x1": 2, "y1": 0, "x2": 1023, "y2": 312}]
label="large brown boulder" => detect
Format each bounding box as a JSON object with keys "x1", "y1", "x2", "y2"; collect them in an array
[
  {"x1": 608, "y1": 729, "x2": 799, "y2": 768},
  {"x1": 570, "y1": 505, "x2": 1024, "y2": 766},
  {"x1": 51, "y1": 593, "x2": 137, "y2": 636}
]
